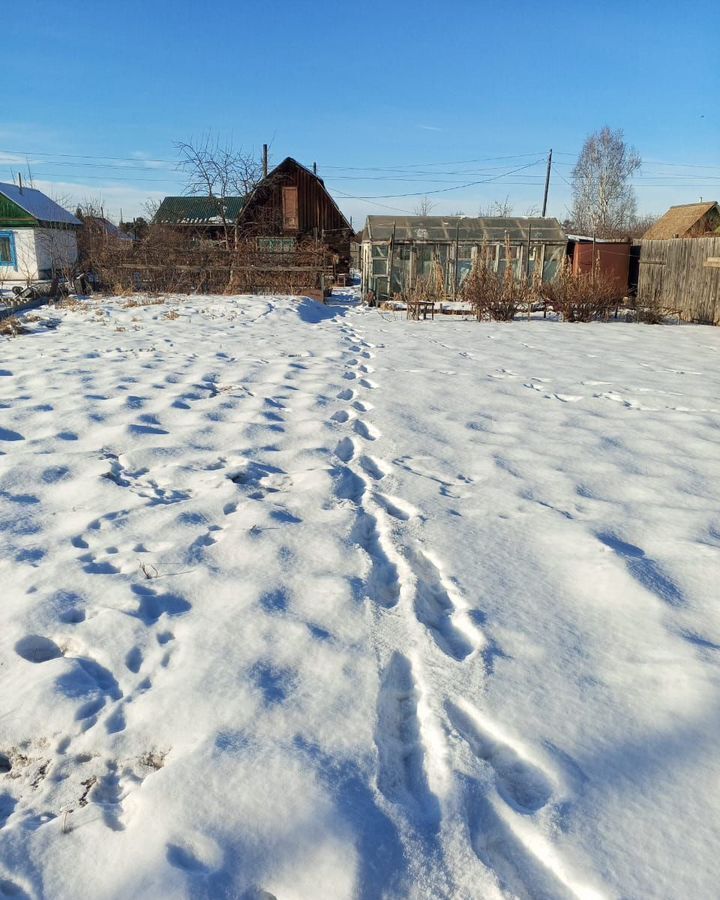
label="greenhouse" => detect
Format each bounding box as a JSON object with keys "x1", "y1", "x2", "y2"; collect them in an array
[{"x1": 360, "y1": 215, "x2": 568, "y2": 302}]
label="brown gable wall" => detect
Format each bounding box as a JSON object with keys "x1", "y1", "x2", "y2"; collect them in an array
[
  {"x1": 692, "y1": 206, "x2": 720, "y2": 237},
  {"x1": 239, "y1": 159, "x2": 351, "y2": 253}
]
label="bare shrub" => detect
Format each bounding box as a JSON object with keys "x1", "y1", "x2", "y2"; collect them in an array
[
  {"x1": 538, "y1": 258, "x2": 619, "y2": 322},
  {"x1": 401, "y1": 275, "x2": 434, "y2": 320},
  {"x1": 85, "y1": 219, "x2": 334, "y2": 298},
  {"x1": 462, "y1": 237, "x2": 530, "y2": 321},
  {"x1": 226, "y1": 238, "x2": 332, "y2": 296},
  {"x1": 632, "y1": 283, "x2": 666, "y2": 324}
]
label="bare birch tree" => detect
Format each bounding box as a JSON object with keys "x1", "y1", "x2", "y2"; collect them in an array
[
  {"x1": 414, "y1": 196, "x2": 436, "y2": 215},
  {"x1": 570, "y1": 127, "x2": 641, "y2": 237},
  {"x1": 478, "y1": 196, "x2": 513, "y2": 217}
]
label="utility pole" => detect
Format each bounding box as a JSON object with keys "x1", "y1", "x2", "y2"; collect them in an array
[{"x1": 541, "y1": 149, "x2": 552, "y2": 217}]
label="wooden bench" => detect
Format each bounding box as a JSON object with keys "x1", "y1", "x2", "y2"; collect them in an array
[{"x1": 407, "y1": 299, "x2": 436, "y2": 320}]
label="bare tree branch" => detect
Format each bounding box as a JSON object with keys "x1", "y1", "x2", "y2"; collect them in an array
[{"x1": 175, "y1": 136, "x2": 264, "y2": 248}]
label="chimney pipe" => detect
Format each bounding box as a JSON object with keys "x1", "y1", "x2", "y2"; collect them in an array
[
  {"x1": 313, "y1": 161, "x2": 317, "y2": 175},
  {"x1": 18, "y1": 172, "x2": 23, "y2": 193},
  {"x1": 262, "y1": 144, "x2": 268, "y2": 178}
]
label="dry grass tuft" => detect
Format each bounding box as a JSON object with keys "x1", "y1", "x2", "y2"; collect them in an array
[
  {"x1": 0, "y1": 316, "x2": 28, "y2": 337},
  {"x1": 122, "y1": 295, "x2": 166, "y2": 309},
  {"x1": 138, "y1": 749, "x2": 168, "y2": 770}
]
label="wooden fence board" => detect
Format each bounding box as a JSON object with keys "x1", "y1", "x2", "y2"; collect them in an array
[{"x1": 637, "y1": 236, "x2": 720, "y2": 323}]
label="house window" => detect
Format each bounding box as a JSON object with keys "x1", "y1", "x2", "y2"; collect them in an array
[{"x1": 0, "y1": 231, "x2": 16, "y2": 267}]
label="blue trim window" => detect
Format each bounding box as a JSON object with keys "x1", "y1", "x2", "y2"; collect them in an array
[{"x1": 0, "y1": 231, "x2": 17, "y2": 268}]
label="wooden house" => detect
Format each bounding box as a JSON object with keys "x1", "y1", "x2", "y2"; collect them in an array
[
  {"x1": 154, "y1": 157, "x2": 353, "y2": 268},
  {"x1": 643, "y1": 202, "x2": 720, "y2": 240},
  {"x1": 239, "y1": 157, "x2": 353, "y2": 264},
  {"x1": 0, "y1": 182, "x2": 81, "y2": 284}
]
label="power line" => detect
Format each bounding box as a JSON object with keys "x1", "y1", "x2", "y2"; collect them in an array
[
  {"x1": 0, "y1": 147, "x2": 177, "y2": 165},
  {"x1": 3, "y1": 143, "x2": 719, "y2": 174},
  {"x1": 314, "y1": 152, "x2": 547, "y2": 171},
  {"x1": 326, "y1": 159, "x2": 545, "y2": 199},
  {"x1": 25, "y1": 171, "x2": 182, "y2": 184}
]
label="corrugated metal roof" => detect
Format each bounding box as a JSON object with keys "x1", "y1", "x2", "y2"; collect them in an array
[
  {"x1": 567, "y1": 234, "x2": 630, "y2": 244},
  {"x1": 364, "y1": 215, "x2": 567, "y2": 243},
  {"x1": 642, "y1": 202, "x2": 719, "y2": 240},
  {"x1": 0, "y1": 182, "x2": 81, "y2": 226},
  {"x1": 154, "y1": 195, "x2": 246, "y2": 225}
]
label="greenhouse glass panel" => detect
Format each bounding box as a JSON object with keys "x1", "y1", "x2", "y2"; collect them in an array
[{"x1": 542, "y1": 245, "x2": 564, "y2": 282}]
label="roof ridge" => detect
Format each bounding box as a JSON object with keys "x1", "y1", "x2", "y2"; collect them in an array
[{"x1": 668, "y1": 201, "x2": 717, "y2": 209}]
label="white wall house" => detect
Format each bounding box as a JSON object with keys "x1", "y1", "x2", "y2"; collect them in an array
[{"x1": 0, "y1": 182, "x2": 81, "y2": 285}]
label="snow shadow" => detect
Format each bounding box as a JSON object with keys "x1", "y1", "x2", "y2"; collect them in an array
[
  {"x1": 250, "y1": 662, "x2": 295, "y2": 706},
  {"x1": 130, "y1": 584, "x2": 192, "y2": 625},
  {"x1": 0, "y1": 428, "x2": 24, "y2": 442},
  {"x1": 56, "y1": 656, "x2": 122, "y2": 703},
  {"x1": 15, "y1": 635, "x2": 63, "y2": 664},
  {"x1": 596, "y1": 532, "x2": 685, "y2": 607},
  {"x1": 293, "y1": 737, "x2": 408, "y2": 899},
  {"x1": 0, "y1": 878, "x2": 31, "y2": 900},
  {"x1": 294, "y1": 297, "x2": 351, "y2": 324}
]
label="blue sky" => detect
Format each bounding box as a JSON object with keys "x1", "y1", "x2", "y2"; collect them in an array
[{"x1": 4, "y1": 0, "x2": 719, "y2": 224}]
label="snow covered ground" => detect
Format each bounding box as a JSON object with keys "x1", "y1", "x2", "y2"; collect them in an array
[{"x1": 1, "y1": 292, "x2": 719, "y2": 900}]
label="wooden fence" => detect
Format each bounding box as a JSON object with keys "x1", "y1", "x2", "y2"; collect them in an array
[{"x1": 637, "y1": 236, "x2": 720, "y2": 324}]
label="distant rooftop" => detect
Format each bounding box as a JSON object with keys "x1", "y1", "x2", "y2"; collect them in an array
[
  {"x1": 82, "y1": 215, "x2": 133, "y2": 240},
  {"x1": 154, "y1": 195, "x2": 246, "y2": 226},
  {"x1": 0, "y1": 182, "x2": 81, "y2": 226},
  {"x1": 643, "y1": 201, "x2": 719, "y2": 240},
  {"x1": 363, "y1": 215, "x2": 567, "y2": 243}
]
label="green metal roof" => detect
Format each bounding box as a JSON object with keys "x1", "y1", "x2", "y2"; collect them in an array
[{"x1": 154, "y1": 195, "x2": 246, "y2": 226}]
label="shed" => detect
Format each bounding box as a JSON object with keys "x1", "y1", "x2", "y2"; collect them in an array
[
  {"x1": 567, "y1": 235, "x2": 631, "y2": 295},
  {"x1": 0, "y1": 182, "x2": 81, "y2": 284},
  {"x1": 643, "y1": 202, "x2": 720, "y2": 240},
  {"x1": 361, "y1": 216, "x2": 567, "y2": 301},
  {"x1": 637, "y1": 235, "x2": 720, "y2": 323}
]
